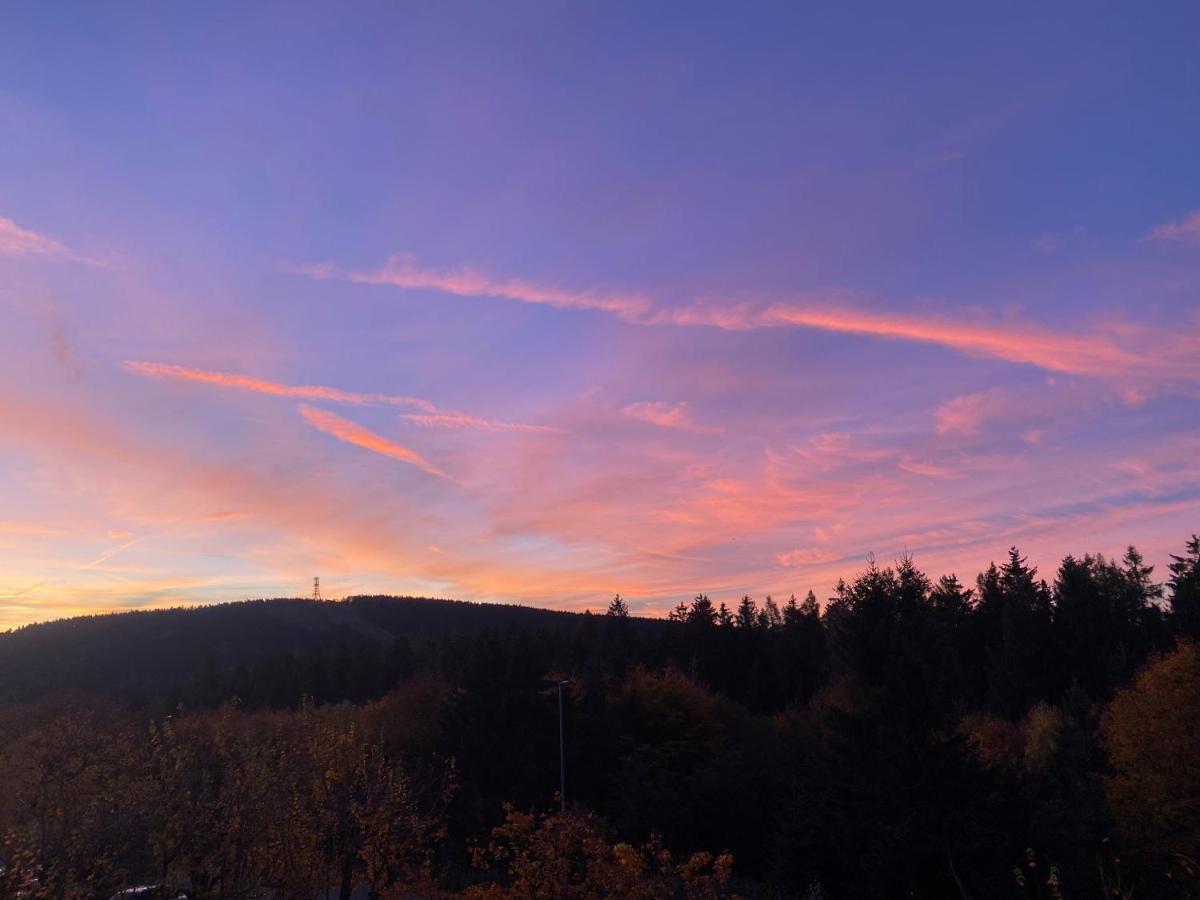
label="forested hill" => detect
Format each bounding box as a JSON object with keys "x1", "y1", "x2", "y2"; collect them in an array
[{"x1": 0, "y1": 594, "x2": 645, "y2": 704}]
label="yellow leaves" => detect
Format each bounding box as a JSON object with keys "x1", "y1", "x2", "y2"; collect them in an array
[
  {"x1": 1021, "y1": 703, "x2": 1064, "y2": 775},
  {"x1": 1103, "y1": 640, "x2": 1200, "y2": 880}
]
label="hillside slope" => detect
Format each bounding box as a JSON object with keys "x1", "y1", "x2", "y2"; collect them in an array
[{"x1": 0, "y1": 595, "x2": 603, "y2": 703}]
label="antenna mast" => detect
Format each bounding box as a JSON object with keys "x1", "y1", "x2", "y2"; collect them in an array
[{"x1": 312, "y1": 577, "x2": 322, "y2": 601}]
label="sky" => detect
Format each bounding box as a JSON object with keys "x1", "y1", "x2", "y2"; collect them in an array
[{"x1": 1, "y1": 2, "x2": 1198, "y2": 628}]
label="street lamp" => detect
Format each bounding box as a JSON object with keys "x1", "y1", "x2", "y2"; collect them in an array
[{"x1": 557, "y1": 679, "x2": 569, "y2": 812}]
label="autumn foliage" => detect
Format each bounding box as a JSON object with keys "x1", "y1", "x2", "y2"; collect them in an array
[
  {"x1": 1103, "y1": 640, "x2": 1200, "y2": 886},
  {"x1": 460, "y1": 805, "x2": 736, "y2": 900}
]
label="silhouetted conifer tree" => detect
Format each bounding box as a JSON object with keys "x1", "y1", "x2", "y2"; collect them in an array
[
  {"x1": 978, "y1": 548, "x2": 1054, "y2": 717},
  {"x1": 605, "y1": 594, "x2": 630, "y2": 618},
  {"x1": 1168, "y1": 534, "x2": 1200, "y2": 637},
  {"x1": 687, "y1": 594, "x2": 718, "y2": 627},
  {"x1": 759, "y1": 595, "x2": 783, "y2": 629},
  {"x1": 735, "y1": 595, "x2": 758, "y2": 629},
  {"x1": 782, "y1": 594, "x2": 802, "y2": 627}
]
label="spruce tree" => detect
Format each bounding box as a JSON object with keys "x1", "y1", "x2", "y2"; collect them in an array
[
  {"x1": 1168, "y1": 534, "x2": 1200, "y2": 637},
  {"x1": 735, "y1": 595, "x2": 759, "y2": 629},
  {"x1": 782, "y1": 594, "x2": 802, "y2": 628},
  {"x1": 688, "y1": 594, "x2": 718, "y2": 627},
  {"x1": 606, "y1": 594, "x2": 630, "y2": 618}
]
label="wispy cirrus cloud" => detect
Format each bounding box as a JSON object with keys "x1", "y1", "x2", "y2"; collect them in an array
[
  {"x1": 0, "y1": 581, "x2": 49, "y2": 601},
  {"x1": 125, "y1": 360, "x2": 437, "y2": 410},
  {"x1": 775, "y1": 546, "x2": 846, "y2": 567},
  {"x1": 295, "y1": 254, "x2": 654, "y2": 319},
  {"x1": 400, "y1": 411, "x2": 555, "y2": 433},
  {"x1": 124, "y1": 360, "x2": 551, "y2": 432},
  {"x1": 0, "y1": 215, "x2": 69, "y2": 258},
  {"x1": 81, "y1": 537, "x2": 140, "y2": 569},
  {"x1": 621, "y1": 401, "x2": 722, "y2": 433},
  {"x1": 746, "y1": 305, "x2": 1154, "y2": 378},
  {"x1": 0, "y1": 214, "x2": 109, "y2": 267},
  {"x1": 294, "y1": 254, "x2": 1195, "y2": 381},
  {"x1": 297, "y1": 404, "x2": 448, "y2": 479},
  {"x1": 1149, "y1": 210, "x2": 1200, "y2": 244}
]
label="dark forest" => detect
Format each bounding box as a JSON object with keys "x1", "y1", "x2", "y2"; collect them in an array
[{"x1": 2, "y1": 536, "x2": 1198, "y2": 899}]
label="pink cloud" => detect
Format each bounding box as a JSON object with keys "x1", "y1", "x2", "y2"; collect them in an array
[
  {"x1": 898, "y1": 457, "x2": 958, "y2": 478},
  {"x1": 0, "y1": 214, "x2": 71, "y2": 258},
  {"x1": 297, "y1": 404, "x2": 448, "y2": 479},
  {"x1": 400, "y1": 411, "x2": 556, "y2": 433},
  {"x1": 125, "y1": 360, "x2": 436, "y2": 410},
  {"x1": 620, "y1": 401, "x2": 722, "y2": 433},
  {"x1": 813, "y1": 523, "x2": 846, "y2": 544},
  {"x1": 203, "y1": 511, "x2": 251, "y2": 523},
  {"x1": 776, "y1": 546, "x2": 845, "y2": 567},
  {"x1": 0, "y1": 213, "x2": 108, "y2": 267},
  {"x1": 1149, "y1": 210, "x2": 1200, "y2": 244},
  {"x1": 296, "y1": 254, "x2": 654, "y2": 320},
  {"x1": 753, "y1": 304, "x2": 1147, "y2": 378},
  {"x1": 935, "y1": 388, "x2": 1010, "y2": 436},
  {"x1": 126, "y1": 360, "x2": 551, "y2": 432},
  {"x1": 486, "y1": 436, "x2": 891, "y2": 577}
]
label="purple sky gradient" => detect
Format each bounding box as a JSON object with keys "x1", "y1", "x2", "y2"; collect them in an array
[{"x1": 1, "y1": 2, "x2": 1198, "y2": 626}]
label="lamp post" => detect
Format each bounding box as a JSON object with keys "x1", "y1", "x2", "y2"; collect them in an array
[{"x1": 557, "y1": 679, "x2": 569, "y2": 812}]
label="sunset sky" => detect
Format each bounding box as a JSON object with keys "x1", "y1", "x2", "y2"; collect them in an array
[{"x1": 1, "y1": 2, "x2": 1198, "y2": 628}]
